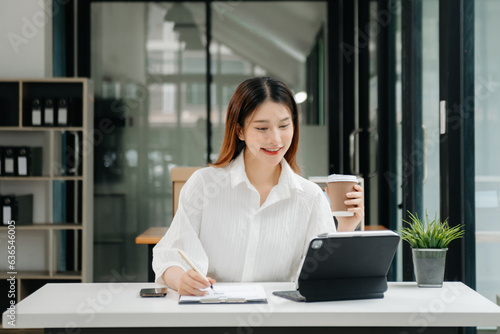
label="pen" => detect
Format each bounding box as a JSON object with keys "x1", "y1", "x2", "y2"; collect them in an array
[{"x1": 177, "y1": 249, "x2": 215, "y2": 292}]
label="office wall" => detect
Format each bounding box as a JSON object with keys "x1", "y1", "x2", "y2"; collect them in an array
[{"x1": 0, "y1": 0, "x2": 52, "y2": 77}]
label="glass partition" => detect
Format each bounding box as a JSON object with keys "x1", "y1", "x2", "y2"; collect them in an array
[
  {"x1": 90, "y1": 1, "x2": 327, "y2": 282},
  {"x1": 475, "y1": 0, "x2": 500, "y2": 313},
  {"x1": 210, "y1": 2, "x2": 327, "y2": 176}
]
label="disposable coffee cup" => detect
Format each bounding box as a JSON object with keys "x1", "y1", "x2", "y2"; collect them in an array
[{"x1": 327, "y1": 174, "x2": 358, "y2": 217}]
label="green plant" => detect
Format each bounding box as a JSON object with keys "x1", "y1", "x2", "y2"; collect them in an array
[{"x1": 398, "y1": 211, "x2": 465, "y2": 249}]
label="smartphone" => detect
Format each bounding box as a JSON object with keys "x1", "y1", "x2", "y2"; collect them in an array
[{"x1": 140, "y1": 288, "x2": 168, "y2": 297}]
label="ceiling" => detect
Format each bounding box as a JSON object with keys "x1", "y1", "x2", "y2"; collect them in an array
[{"x1": 185, "y1": 1, "x2": 327, "y2": 86}]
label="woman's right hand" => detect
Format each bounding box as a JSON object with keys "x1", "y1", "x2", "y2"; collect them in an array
[
  {"x1": 178, "y1": 269, "x2": 216, "y2": 296},
  {"x1": 163, "y1": 266, "x2": 216, "y2": 296}
]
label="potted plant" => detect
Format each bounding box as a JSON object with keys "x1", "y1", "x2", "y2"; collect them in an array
[{"x1": 399, "y1": 211, "x2": 465, "y2": 288}]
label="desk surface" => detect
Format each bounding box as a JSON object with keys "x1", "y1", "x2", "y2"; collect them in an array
[
  {"x1": 3, "y1": 282, "x2": 500, "y2": 329},
  {"x1": 135, "y1": 226, "x2": 388, "y2": 245},
  {"x1": 135, "y1": 227, "x2": 168, "y2": 244}
]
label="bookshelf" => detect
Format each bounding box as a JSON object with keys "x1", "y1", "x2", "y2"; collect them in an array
[{"x1": 0, "y1": 78, "x2": 93, "y2": 310}]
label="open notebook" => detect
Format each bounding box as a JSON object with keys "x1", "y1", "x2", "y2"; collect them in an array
[{"x1": 178, "y1": 283, "x2": 268, "y2": 304}]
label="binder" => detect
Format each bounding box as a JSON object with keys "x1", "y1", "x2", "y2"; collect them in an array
[
  {"x1": 15, "y1": 194, "x2": 33, "y2": 225},
  {"x1": 69, "y1": 97, "x2": 83, "y2": 126},
  {"x1": 30, "y1": 147, "x2": 43, "y2": 176},
  {"x1": 1, "y1": 194, "x2": 33, "y2": 225},
  {"x1": 66, "y1": 229, "x2": 75, "y2": 271},
  {"x1": 3, "y1": 147, "x2": 16, "y2": 176},
  {"x1": 44, "y1": 98, "x2": 55, "y2": 126},
  {"x1": 0, "y1": 147, "x2": 3, "y2": 176},
  {"x1": 15, "y1": 147, "x2": 43, "y2": 176},
  {"x1": 16, "y1": 147, "x2": 29, "y2": 176},
  {"x1": 1, "y1": 195, "x2": 13, "y2": 225},
  {"x1": 65, "y1": 131, "x2": 81, "y2": 176},
  {"x1": 53, "y1": 180, "x2": 67, "y2": 223},
  {"x1": 0, "y1": 98, "x2": 17, "y2": 126},
  {"x1": 57, "y1": 98, "x2": 68, "y2": 126},
  {"x1": 32, "y1": 98, "x2": 42, "y2": 126},
  {"x1": 66, "y1": 180, "x2": 81, "y2": 223}
]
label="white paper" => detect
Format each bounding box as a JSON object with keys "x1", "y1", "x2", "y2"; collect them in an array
[
  {"x1": 58, "y1": 107, "x2": 68, "y2": 125},
  {"x1": 18, "y1": 156, "x2": 27, "y2": 175},
  {"x1": 3, "y1": 206, "x2": 12, "y2": 225},
  {"x1": 32, "y1": 110, "x2": 41, "y2": 125},
  {"x1": 5, "y1": 157, "x2": 14, "y2": 174},
  {"x1": 179, "y1": 284, "x2": 267, "y2": 303}
]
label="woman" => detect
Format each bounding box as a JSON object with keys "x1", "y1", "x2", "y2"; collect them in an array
[{"x1": 153, "y1": 77, "x2": 364, "y2": 295}]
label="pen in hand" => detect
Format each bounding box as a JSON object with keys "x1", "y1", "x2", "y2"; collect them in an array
[{"x1": 177, "y1": 249, "x2": 216, "y2": 293}]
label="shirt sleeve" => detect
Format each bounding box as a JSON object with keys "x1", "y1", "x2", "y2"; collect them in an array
[
  {"x1": 292, "y1": 188, "x2": 336, "y2": 283},
  {"x1": 152, "y1": 171, "x2": 209, "y2": 285},
  {"x1": 305, "y1": 189, "x2": 337, "y2": 239}
]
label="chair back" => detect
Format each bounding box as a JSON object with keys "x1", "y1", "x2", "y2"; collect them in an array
[{"x1": 171, "y1": 167, "x2": 202, "y2": 217}]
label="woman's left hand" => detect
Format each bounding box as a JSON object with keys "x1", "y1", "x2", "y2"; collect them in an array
[{"x1": 336, "y1": 184, "x2": 364, "y2": 231}]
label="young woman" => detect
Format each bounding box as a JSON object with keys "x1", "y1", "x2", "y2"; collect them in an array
[{"x1": 153, "y1": 77, "x2": 364, "y2": 296}]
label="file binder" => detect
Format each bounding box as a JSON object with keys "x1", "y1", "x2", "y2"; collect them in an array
[
  {"x1": 65, "y1": 132, "x2": 81, "y2": 175},
  {"x1": 1, "y1": 195, "x2": 32, "y2": 225},
  {"x1": 16, "y1": 147, "x2": 29, "y2": 176},
  {"x1": 57, "y1": 98, "x2": 68, "y2": 126},
  {"x1": 0, "y1": 97, "x2": 17, "y2": 126},
  {"x1": 69, "y1": 97, "x2": 83, "y2": 126},
  {"x1": 3, "y1": 147, "x2": 16, "y2": 176},
  {"x1": 0, "y1": 147, "x2": 3, "y2": 176},
  {"x1": 44, "y1": 98, "x2": 55, "y2": 126},
  {"x1": 32, "y1": 98, "x2": 42, "y2": 126},
  {"x1": 53, "y1": 180, "x2": 67, "y2": 223},
  {"x1": 66, "y1": 180, "x2": 81, "y2": 223},
  {"x1": 14, "y1": 147, "x2": 43, "y2": 176},
  {"x1": 1, "y1": 196, "x2": 13, "y2": 225}
]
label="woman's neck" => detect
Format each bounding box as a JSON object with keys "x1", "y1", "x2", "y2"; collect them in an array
[{"x1": 243, "y1": 152, "x2": 282, "y2": 190}]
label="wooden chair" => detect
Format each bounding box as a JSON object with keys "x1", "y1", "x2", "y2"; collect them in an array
[
  {"x1": 136, "y1": 166, "x2": 202, "y2": 281},
  {"x1": 170, "y1": 166, "x2": 203, "y2": 217}
]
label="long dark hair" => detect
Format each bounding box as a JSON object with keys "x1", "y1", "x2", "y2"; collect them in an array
[{"x1": 212, "y1": 77, "x2": 300, "y2": 173}]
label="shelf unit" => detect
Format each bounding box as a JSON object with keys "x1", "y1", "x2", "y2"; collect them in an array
[{"x1": 0, "y1": 78, "x2": 93, "y2": 309}]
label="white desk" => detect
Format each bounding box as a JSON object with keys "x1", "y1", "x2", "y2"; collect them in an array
[{"x1": 3, "y1": 282, "x2": 500, "y2": 333}]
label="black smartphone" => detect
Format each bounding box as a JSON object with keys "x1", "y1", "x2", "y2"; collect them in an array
[{"x1": 140, "y1": 288, "x2": 168, "y2": 297}]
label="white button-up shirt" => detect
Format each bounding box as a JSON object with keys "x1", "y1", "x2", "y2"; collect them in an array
[{"x1": 152, "y1": 152, "x2": 336, "y2": 284}]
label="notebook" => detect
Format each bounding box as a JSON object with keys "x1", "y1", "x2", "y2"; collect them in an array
[
  {"x1": 273, "y1": 230, "x2": 400, "y2": 302},
  {"x1": 178, "y1": 283, "x2": 268, "y2": 304}
]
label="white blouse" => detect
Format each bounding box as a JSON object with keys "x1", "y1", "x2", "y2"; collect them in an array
[{"x1": 152, "y1": 152, "x2": 336, "y2": 284}]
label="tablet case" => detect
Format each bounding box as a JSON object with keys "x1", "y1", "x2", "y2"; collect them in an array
[{"x1": 274, "y1": 230, "x2": 400, "y2": 302}]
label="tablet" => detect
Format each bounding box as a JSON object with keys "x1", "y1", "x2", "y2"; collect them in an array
[{"x1": 273, "y1": 230, "x2": 400, "y2": 302}]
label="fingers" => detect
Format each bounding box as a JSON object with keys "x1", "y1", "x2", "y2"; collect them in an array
[
  {"x1": 345, "y1": 185, "x2": 364, "y2": 217},
  {"x1": 178, "y1": 270, "x2": 211, "y2": 296},
  {"x1": 352, "y1": 184, "x2": 363, "y2": 192},
  {"x1": 348, "y1": 206, "x2": 365, "y2": 218}
]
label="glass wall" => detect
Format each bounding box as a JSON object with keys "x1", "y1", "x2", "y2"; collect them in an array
[
  {"x1": 209, "y1": 2, "x2": 327, "y2": 176},
  {"x1": 475, "y1": 0, "x2": 500, "y2": 311},
  {"x1": 90, "y1": 1, "x2": 328, "y2": 282}
]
